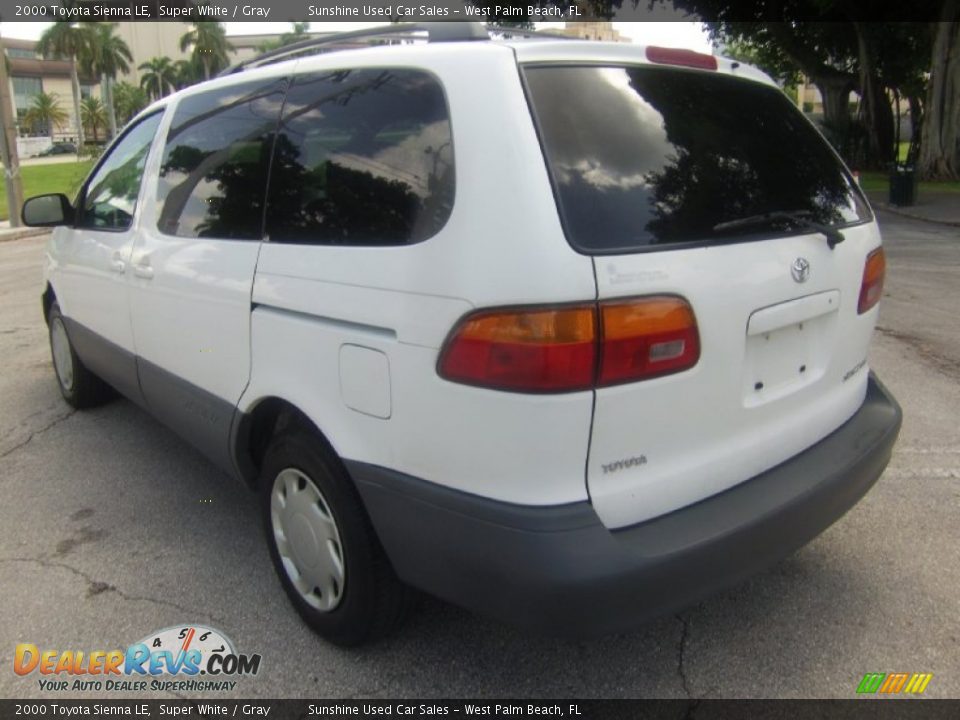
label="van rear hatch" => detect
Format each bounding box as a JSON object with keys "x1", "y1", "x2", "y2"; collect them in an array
[{"x1": 522, "y1": 61, "x2": 882, "y2": 529}]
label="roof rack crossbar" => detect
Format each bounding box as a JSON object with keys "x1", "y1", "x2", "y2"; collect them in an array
[{"x1": 221, "y1": 22, "x2": 490, "y2": 77}]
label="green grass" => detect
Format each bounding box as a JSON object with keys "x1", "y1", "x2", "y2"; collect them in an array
[
  {"x1": 0, "y1": 160, "x2": 94, "y2": 222},
  {"x1": 858, "y1": 170, "x2": 960, "y2": 194}
]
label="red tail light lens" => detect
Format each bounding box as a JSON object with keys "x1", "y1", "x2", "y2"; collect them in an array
[
  {"x1": 599, "y1": 297, "x2": 700, "y2": 385},
  {"x1": 438, "y1": 297, "x2": 699, "y2": 393},
  {"x1": 646, "y1": 46, "x2": 718, "y2": 71},
  {"x1": 858, "y1": 247, "x2": 886, "y2": 314},
  {"x1": 437, "y1": 305, "x2": 596, "y2": 392}
]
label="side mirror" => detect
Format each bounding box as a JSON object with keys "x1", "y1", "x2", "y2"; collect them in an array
[{"x1": 22, "y1": 194, "x2": 74, "y2": 227}]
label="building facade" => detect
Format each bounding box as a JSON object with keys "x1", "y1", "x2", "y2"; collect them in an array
[
  {"x1": 2, "y1": 24, "x2": 194, "y2": 146},
  {"x1": 3, "y1": 37, "x2": 99, "y2": 144}
]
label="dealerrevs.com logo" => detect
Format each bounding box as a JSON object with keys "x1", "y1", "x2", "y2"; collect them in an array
[{"x1": 14, "y1": 625, "x2": 262, "y2": 693}]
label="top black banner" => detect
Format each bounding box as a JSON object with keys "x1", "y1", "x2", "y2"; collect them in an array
[{"x1": 0, "y1": 0, "x2": 951, "y2": 22}]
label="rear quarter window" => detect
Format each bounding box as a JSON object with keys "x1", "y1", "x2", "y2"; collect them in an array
[
  {"x1": 522, "y1": 65, "x2": 870, "y2": 254},
  {"x1": 265, "y1": 68, "x2": 454, "y2": 246}
]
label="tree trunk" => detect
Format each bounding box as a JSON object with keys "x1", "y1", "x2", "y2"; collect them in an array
[
  {"x1": 70, "y1": 59, "x2": 84, "y2": 148},
  {"x1": 0, "y1": 26, "x2": 25, "y2": 226},
  {"x1": 815, "y1": 76, "x2": 854, "y2": 133},
  {"x1": 853, "y1": 21, "x2": 896, "y2": 169},
  {"x1": 104, "y1": 75, "x2": 117, "y2": 139},
  {"x1": 907, "y1": 95, "x2": 923, "y2": 165},
  {"x1": 203, "y1": 56, "x2": 210, "y2": 81},
  {"x1": 920, "y1": 8, "x2": 960, "y2": 180}
]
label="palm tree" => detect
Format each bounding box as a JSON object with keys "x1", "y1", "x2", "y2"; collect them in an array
[
  {"x1": 138, "y1": 56, "x2": 176, "y2": 100},
  {"x1": 179, "y1": 21, "x2": 233, "y2": 80},
  {"x1": 36, "y1": 20, "x2": 89, "y2": 147},
  {"x1": 171, "y1": 59, "x2": 200, "y2": 91},
  {"x1": 80, "y1": 96, "x2": 106, "y2": 143},
  {"x1": 23, "y1": 92, "x2": 69, "y2": 139},
  {"x1": 256, "y1": 22, "x2": 310, "y2": 53},
  {"x1": 80, "y1": 23, "x2": 132, "y2": 139},
  {"x1": 113, "y1": 82, "x2": 148, "y2": 124}
]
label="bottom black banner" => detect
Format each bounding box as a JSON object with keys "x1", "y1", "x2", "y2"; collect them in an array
[{"x1": 2, "y1": 700, "x2": 959, "y2": 720}]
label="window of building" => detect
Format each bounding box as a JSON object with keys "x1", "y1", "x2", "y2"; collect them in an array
[
  {"x1": 264, "y1": 68, "x2": 454, "y2": 246},
  {"x1": 156, "y1": 78, "x2": 287, "y2": 240},
  {"x1": 76, "y1": 112, "x2": 163, "y2": 231},
  {"x1": 12, "y1": 76, "x2": 42, "y2": 122},
  {"x1": 7, "y1": 48, "x2": 39, "y2": 59}
]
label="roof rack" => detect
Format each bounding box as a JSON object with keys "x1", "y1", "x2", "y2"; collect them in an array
[
  {"x1": 484, "y1": 25, "x2": 575, "y2": 40},
  {"x1": 221, "y1": 22, "x2": 577, "y2": 76},
  {"x1": 221, "y1": 22, "x2": 491, "y2": 76}
]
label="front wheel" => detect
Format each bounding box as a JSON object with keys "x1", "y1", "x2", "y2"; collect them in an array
[
  {"x1": 47, "y1": 302, "x2": 113, "y2": 409},
  {"x1": 259, "y1": 427, "x2": 413, "y2": 646}
]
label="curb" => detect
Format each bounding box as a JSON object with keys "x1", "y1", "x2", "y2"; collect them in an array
[
  {"x1": 0, "y1": 227, "x2": 49, "y2": 243},
  {"x1": 872, "y1": 203, "x2": 960, "y2": 228}
]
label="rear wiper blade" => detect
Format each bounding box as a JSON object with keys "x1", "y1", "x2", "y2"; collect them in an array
[{"x1": 713, "y1": 211, "x2": 845, "y2": 249}]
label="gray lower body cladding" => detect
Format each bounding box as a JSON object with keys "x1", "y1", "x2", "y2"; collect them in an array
[{"x1": 349, "y1": 373, "x2": 902, "y2": 637}]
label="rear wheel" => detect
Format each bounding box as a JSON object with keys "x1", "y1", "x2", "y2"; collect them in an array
[
  {"x1": 47, "y1": 302, "x2": 113, "y2": 409},
  {"x1": 259, "y1": 426, "x2": 413, "y2": 646}
]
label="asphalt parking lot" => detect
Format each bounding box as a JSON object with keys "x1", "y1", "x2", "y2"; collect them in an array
[{"x1": 1, "y1": 211, "x2": 957, "y2": 700}]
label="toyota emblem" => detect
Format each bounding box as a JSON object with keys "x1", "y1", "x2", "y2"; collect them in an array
[{"x1": 791, "y1": 257, "x2": 811, "y2": 283}]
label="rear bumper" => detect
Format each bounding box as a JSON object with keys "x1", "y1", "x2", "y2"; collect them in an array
[{"x1": 349, "y1": 373, "x2": 901, "y2": 637}]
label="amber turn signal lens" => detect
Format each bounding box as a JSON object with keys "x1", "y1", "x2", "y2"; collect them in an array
[{"x1": 437, "y1": 306, "x2": 597, "y2": 392}]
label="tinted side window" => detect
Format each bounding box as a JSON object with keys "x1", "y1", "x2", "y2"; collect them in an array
[
  {"x1": 265, "y1": 69, "x2": 454, "y2": 246},
  {"x1": 157, "y1": 78, "x2": 287, "y2": 240},
  {"x1": 77, "y1": 112, "x2": 162, "y2": 231}
]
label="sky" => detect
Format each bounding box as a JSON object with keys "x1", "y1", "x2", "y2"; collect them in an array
[{"x1": 0, "y1": 21, "x2": 713, "y2": 53}]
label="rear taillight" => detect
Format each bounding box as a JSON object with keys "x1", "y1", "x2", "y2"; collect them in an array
[
  {"x1": 646, "y1": 46, "x2": 718, "y2": 71},
  {"x1": 858, "y1": 247, "x2": 886, "y2": 314},
  {"x1": 599, "y1": 297, "x2": 700, "y2": 385},
  {"x1": 438, "y1": 297, "x2": 699, "y2": 393}
]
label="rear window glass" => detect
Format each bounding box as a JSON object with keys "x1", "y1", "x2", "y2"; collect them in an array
[{"x1": 523, "y1": 66, "x2": 870, "y2": 253}]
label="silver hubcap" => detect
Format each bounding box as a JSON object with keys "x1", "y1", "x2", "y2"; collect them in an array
[
  {"x1": 270, "y1": 468, "x2": 345, "y2": 612},
  {"x1": 50, "y1": 318, "x2": 74, "y2": 392}
]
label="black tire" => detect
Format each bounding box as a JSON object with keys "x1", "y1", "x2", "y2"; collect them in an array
[
  {"x1": 47, "y1": 302, "x2": 114, "y2": 409},
  {"x1": 259, "y1": 426, "x2": 413, "y2": 646}
]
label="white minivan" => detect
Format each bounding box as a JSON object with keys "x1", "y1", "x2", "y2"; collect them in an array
[{"x1": 25, "y1": 23, "x2": 901, "y2": 646}]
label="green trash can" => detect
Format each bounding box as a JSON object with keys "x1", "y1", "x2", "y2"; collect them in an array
[{"x1": 889, "y1": 164, "x2": 917, "y2": 207}]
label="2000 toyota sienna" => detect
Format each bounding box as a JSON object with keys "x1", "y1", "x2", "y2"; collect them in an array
[{"x1": 23, "y1": 23, "x2": 902, "y2": 646}]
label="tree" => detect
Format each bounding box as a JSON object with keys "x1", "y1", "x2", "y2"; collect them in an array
[
  {"x1": 36, "y1": 20, "x2": 88, "y2": 147},
  {"x1": 683, "y1": 14, "x2": 934, "y2": 168},
  {"x1": 172, "y1": 59, "x2": 201, "y2": 90},
  {"x1": 701, "y1": 22, "x2": 860, "y2": 147},
  {"x1": 920, "y1": 4, "x2": 960, "y2": 179},
  {"x1": 256, "y1": 22, "x2": 310, "y2": 52},
  {"x1": 113, "y1": 82, "x2": 148, "y2": 125},
  {"x1": 138, "y1": 56, "x2": 176, "y2": 100},
  {"x1": 80, "y1": 96, "x2": 106, "y2": 143},
  {"x1": 23, "y1": 92, "x2": 69, "y2": 139},
  {"x1": 80, "y1": 23, "x2": 132, "y2": 139},
  {"x1": 665, "y1": 2, "x2": 953, "y2": 172},
  {"x1": 180, "y1": 21, "x2": 234, "y2": 80}
]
